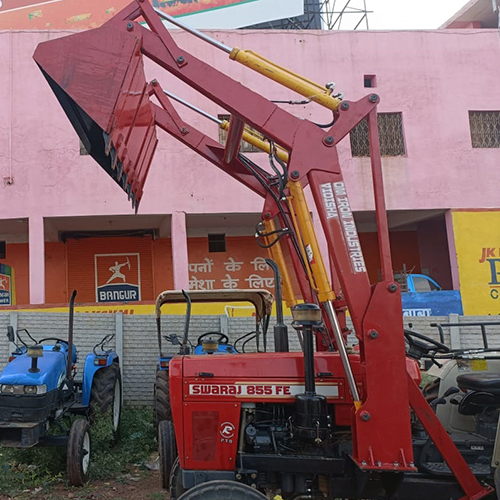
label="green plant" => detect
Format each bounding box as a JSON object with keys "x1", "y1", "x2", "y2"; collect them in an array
[{"x1": 0, "y1": 409, "x2": 156, "y2": 493}]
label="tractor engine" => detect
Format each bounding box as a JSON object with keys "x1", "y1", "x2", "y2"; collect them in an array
[{"x1": 242, "y1": 401, "x2": 334, "y2": 455}]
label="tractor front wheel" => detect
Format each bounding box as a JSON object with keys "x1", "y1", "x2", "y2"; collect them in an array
[
  {"x1": 67, "y1": 419, "x2": 91, "y2": 486},
  {"x1": 177, "y1": 480, "x2": 267, "y2": 500},
  {"x1": 90, "y1": 363, "x2": 122, "y2": 442},
  {"x1": 154, "y1": 368, "x2": 172, "y2": 431},
  {"x1": 170, "y1": 457, "x2": 186, "y2": 500},
  {"x1": 159, "y1": 419, "x2": 177, "y2": 490}
]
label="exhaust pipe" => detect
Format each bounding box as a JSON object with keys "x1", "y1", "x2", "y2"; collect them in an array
[
  {"x1": 67, "y1": 290, "x2": 77, "y2": 379},
  {"x1": 265, "y1": 259, "x2": 289, "y2": 353}
]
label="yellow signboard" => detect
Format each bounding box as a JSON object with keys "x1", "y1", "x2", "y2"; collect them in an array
[{"x1": 453, "y1": 211, "x2": 500, "y2": 315}]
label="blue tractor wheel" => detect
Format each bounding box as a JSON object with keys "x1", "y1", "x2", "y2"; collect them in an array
[
  {"x1": 67, "y1": 419, "x2": 91, "y2": 487},
  {"x1": 90, "y1": 363, "x2": 122, "y2": 443}
]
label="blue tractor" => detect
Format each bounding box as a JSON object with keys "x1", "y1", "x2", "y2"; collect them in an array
[{"x1": 0, "y1": 291, "x2": 122, "y2": 486}]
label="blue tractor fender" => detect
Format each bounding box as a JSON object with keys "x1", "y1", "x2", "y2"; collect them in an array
[
  {"x1": 158, "y1": 355, "x2": 173, "y2": 371},
  {"x1": 81, "y1": 352, "x2": 119, "y2": 407}
]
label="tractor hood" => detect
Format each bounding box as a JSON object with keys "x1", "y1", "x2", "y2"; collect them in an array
[{"x1": 0, "y1": 350, "x2": 67, "y2": 392}]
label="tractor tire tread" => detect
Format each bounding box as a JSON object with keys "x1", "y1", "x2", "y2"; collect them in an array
[
  {"x1": 154, "y1": 368, "x2": 172, "y2": 429},
  {"x1": 159, "y1": 420, "x2": 176, "y2": 490},
  {"x1": 89, "y1": 362, "x2": 121, "y2": 441},
  {"x1": 169, "y1": 457, "x2": 186, "y2": 500},
  {"x1": 67, "y1": 419, "x2": 91, "y2": 487},
  {"x1": 177, "y1": 480, "x2": 267, "y2": 500}
]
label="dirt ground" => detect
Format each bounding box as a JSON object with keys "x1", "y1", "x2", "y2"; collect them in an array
[{"x1": 0, "y1": 469, "x2": 164, "y2": 500}]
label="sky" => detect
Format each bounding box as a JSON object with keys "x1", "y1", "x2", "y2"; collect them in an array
[{"x1": 332, "y1": 0, "x2": 473, "y2": 30}]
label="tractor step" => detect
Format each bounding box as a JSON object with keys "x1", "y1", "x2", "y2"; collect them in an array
[{"x1": 422, "y1": 461, "x2": 491, "y2": 476}]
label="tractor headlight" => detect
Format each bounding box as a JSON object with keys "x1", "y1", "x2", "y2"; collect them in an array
[
  {"x1": 24, "y1": 385, "x2": 46, "y2": 395},
  {"x1": 0, "y1": 384, "x2": 47, "y2": 395}
]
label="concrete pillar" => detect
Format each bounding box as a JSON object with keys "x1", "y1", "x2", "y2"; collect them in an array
[
  {"x1": 448, "y1": 313, "x2": 461, "y2": 350},
  {"x1": 445, "y1": 210, "x2": 460, "y2": 290},
  {"x1": 29, "y1": 216, "x2": 45, "y2": 304},
  {"x1": 115, "y1": 312, "x2": 124, "y2": 370},
  {"x1": 171, "y1": 211, "x2": 190, "y2": 290}
]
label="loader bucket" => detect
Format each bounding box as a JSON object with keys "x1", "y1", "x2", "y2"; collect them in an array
[{"x1": 33, "y1": 27, "x2": 158, "y2": 210}]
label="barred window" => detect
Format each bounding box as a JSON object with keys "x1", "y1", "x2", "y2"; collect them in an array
[
  {"x1": 469, "y1": 111, "x2": 500, "y2": 148},
  {"x1": 350, "y1": 112, "x2": 406, "y2": 157},
  {"x1": 208, "y1": 233, "x2": 226, "y2": 253},
  {"x1": 218, "y1": 115, "x2": 260, "y2": 153}
]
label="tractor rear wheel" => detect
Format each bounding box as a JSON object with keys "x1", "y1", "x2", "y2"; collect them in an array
[
  {"x1": 159, "y1": 419, "x2": 177, "y2": 490},
  {"x1": 154, "y1": 368, "x2": 172, "y2": 430},
  {"x1": 90, "y1": 363, "x2": 122, "y2": 442},
  {"x1": 67, "y1": 419, "x2": 91, "y2": 487},
  {"x1": 169, "y1": 457, "x2": 186, "y2": 500},
  {"x1": 177, "y1": 480, "x2": 267, "y2": 500}
]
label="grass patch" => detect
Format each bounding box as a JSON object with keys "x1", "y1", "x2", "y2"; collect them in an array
[{"x1": 0, "y1": 408, "x2": 156, "y2": 495}]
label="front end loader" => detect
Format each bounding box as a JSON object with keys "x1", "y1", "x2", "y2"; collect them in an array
[{"x1": 33, "y1": 2, "x2": 496, "y2": 498}]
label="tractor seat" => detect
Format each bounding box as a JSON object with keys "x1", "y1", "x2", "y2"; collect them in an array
[{"x1": 457, "y1": 373, "x2": 500, "y2": 395}]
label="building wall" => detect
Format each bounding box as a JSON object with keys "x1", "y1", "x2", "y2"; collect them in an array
[
  {"x1": 1, "y1": 29, "x2": 500, "y2": 220},
  {"x1": 417, "y1": 217, "x2": 453, "y2": 290},
  {"x1": 453, "y1": 211, "x2": 500, "y2": 315},
  {"x1": 0, "y1": 243, "x2": 29, "y2": 305},
  {"x1": 359, "y1": 231, "x2": 421, "y2": 284},
  {"x1": 0, "y1": 29, "x2": 499, "y2": 306}
]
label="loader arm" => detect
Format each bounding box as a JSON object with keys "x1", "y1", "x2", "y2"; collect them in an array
[{"x1": 33, "y1": 2, "x2": 491, "y2": 498}]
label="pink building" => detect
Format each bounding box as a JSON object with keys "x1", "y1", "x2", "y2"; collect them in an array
[{"x1": 0, "y1": 0, "x2": 499, "y2": 314}]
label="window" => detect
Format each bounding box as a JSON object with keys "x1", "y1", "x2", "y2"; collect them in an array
[
  {"x1": 364, "y1": 75, "x2": 377, "y2": 88},
  {"x1": 0, "y1": 241, "x2": 5, "y2": 259},
  {"x1": 350, "y1": 112, "x2": 406, "y2": 157},
  {"x1": 79, "y1": 140, "x2": 89, "y2": 156},
  {"x1": 208, "y1": 233, "x2": 226, "y2": 253},
  {"x1": 469, "y1": 111, "x2": 500, "y2": 148},
  {"x1": 412, "y1": 276, "x2": 439, "y2": 293},
  {"x1": 218, "y1": 115, "x2": 261, "y2": 153}
]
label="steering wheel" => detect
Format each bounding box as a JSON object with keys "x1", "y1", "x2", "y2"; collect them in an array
[
  {"x1": 196, "y1": 332, "x2": 229, "y2": 345},
  {"x1": 404, "y1": 329, "x2": 450, "y2": 360},
  {"x1": 38, "y1": 337, "x2": 69, "y2": 345}
]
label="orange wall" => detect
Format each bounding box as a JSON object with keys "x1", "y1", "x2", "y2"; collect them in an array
[
  {"x1": 0, "y1": 243, "x2": 30, "y2": 306},
  {"x1": 188, "y1": 236, "x2": 277, "y2": 293},
  {"x1": 45, "y1": 242, "x2": 67, "y2": 304},
  {"x1": 359, "y1": 231, "x2": 421, "y2": 284},
  {"x1": 66, "y1": 236, "x2": 173, "y2": 303}
]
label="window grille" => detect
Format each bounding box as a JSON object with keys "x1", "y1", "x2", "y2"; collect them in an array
[
  {"x1": 469, "y1": 111, "x2": 500, "y2": 148},
  {"x1": 350, "y1": 112, "x2": 406, "y2": 157},
  {"x1": 218, "y1": 115, "x2": 261, "y2": 153},
  {"x1": 208, "y1": 233, "x2": 226, "y2": 253}
]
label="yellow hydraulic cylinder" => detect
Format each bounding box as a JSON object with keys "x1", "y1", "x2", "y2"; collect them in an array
[
  {"x1": 220, "y1": 120, "x2": 289, "y2": 163},
  {"x1": 263, "y1": 219, "x2": 297, "y2": 308},
  {"x1": 287, "y1": 180, "x2": 335, "y2": 303},
  {"x1": 230, "y1": 49, "x2": 342, "y2": 112}
]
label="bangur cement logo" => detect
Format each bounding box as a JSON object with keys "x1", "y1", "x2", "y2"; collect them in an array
[
  {"x1": 95, "y1": 254, "x2": 141, "y2": 303},
  {"x1": 0, "y1": 273, "x2": 11, "y2": 306}
]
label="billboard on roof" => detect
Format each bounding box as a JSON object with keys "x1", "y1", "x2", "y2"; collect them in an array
[{"x1": 0, "y1": 0, "x2": 303, "y2": 30}]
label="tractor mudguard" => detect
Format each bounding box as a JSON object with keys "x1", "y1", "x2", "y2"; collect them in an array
[
  {"x1": 81, "y1": 352, "x2": 119, "y2": 407},
  {"x1": 158, "y1": 355, "x2": 174, "y2": 372}
]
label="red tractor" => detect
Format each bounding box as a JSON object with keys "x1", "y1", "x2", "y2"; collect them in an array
[{"x1": 33, "y1": 2, "x2": 497, "y2": 498}]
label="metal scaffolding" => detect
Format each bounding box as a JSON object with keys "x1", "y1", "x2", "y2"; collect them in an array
[{"x1": 246, "y1": 0, "x2": 371, "y2": 31}]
